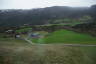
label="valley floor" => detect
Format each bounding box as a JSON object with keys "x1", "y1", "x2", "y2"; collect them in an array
[{"x1": 0, "y1": 29, "x2": 96, "y2": 64}]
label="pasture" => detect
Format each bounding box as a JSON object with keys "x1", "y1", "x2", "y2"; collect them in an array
[{"x1": 31, "y1": 30, "x2": 96, "y2": 44}]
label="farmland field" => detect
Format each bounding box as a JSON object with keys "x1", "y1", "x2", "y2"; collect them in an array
[{"x1": 31, "y1": 29, "x2": 96, "y2": 44}]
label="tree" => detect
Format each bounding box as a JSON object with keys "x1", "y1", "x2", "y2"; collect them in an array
[{"x1": 90, "y1": 5, "x2": 96, "y2": 21}]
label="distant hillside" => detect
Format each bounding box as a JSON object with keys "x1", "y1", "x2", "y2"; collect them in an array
[
  {"x1": 0, "y1": 6, "x2": 90, "y2": 26},
  {"x1": 73, "y1": 5, "x2": 96, "y2": 36}
]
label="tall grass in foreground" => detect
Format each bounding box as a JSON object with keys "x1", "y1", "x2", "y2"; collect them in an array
[{"x1": 0, "y1": 45, "x2": 95, "y2": 64}]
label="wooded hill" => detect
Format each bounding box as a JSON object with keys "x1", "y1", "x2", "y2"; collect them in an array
[{"x1": 0, "y1": 6, "x2": 90, "y2": 26}]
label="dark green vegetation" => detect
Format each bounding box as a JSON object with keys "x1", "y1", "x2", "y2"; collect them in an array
[
  {"x1": 0, "y1": 6, "x2": 91, "y2": 26},
  {"x1": 16, "y1": 27, "x2": 32, "y2": 33},
  {"x1": 49, "y1": 16, "x2": 91, "y2": 25},
  {"x1": 73, "y1": 5, "x2": 96, "y2": 35}
]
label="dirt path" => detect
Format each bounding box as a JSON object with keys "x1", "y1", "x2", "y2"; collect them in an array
[
  {"x1": 56, "y1": 44, "x2": 96, "y2": 47},
  {"x1": 23, "y1": 38, "x2": 34, "y2": 45}
]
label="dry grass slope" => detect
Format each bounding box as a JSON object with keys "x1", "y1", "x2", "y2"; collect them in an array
[{"x1": 0, "y1": 45, "x2": 93, "y2": 64}]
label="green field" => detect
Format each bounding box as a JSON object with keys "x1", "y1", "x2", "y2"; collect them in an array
[
  {"x1": 31, "y1": 30, "x2": 96, "y2": 44},
  {"x1": 44, "y1": 30, "x2": 96, "y2": 44}
]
